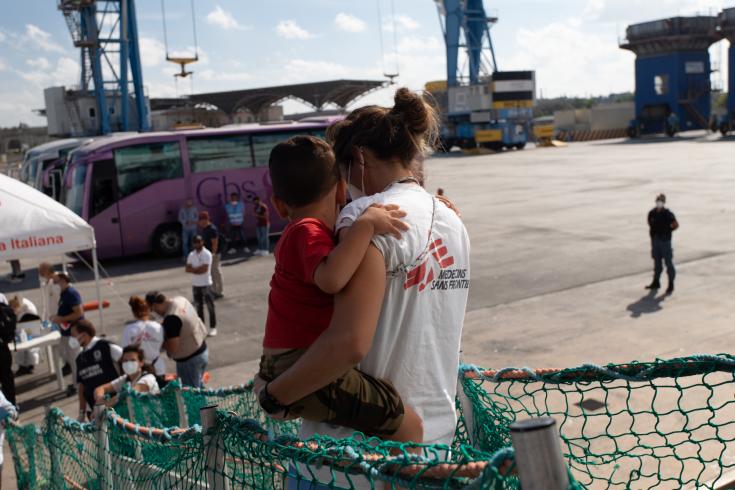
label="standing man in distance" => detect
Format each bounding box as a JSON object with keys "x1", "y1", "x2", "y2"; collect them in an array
[
  {"x1": 225, "y1": 192, "x2": 248, "y2": 254},
  {"x1": 145, "y1": 291, "x2": 209, "y2": 388},
  {"x1": 198, "y1": 212, "x2": 224, "y2": 299},
  {"x1": 178, "y1": 198, "x2": 199, "y2": 262},
  {"x1": 646, "y1": 193, "x2": 679, "y2": 294},
  {"x1": 50, "y1": 272, "x2": 84, "y2": 396},
  {"x1": 253, "y1": 195, "x2": 270, "y2": 256},
  {"x1": 185, "y1": 235, "x2": 217, "y2": 336}
]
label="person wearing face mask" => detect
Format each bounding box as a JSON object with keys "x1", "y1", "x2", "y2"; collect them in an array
[
  {"x1": 72, "y1": 320, "x2": 122, "y2": 421},
  {"x1": 224, "y1": 192, "x2": 249, "y2": 254},
  {"x1": 93, "y1": 345, "x2": 160, "y2": 407},
  {"x1": 257, "y1": 88, "x2": 470, "y2": 489},
  {"x1": 646, "y1": 193, "x2": 679, "y2": 294},
  {"x1": 50, "y1": 272, "x2": 83, "y2": 396}
]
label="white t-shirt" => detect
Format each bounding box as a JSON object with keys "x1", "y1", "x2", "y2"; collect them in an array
[
  {"x1": 301, "y1": 183, "x2": 471, "y2": 445},
  {"x1": 110, "y1": 373, "x2": 160, "y2": 395},
  {"x1": 39, "y1": 277, "x2": 61, "y2": 322},
  {"x1": 187, "y1": 248, "x2": 213, "y2": 287},
  {"x1": 121, "y1": 319, "x2": 166, "y2": 375}
]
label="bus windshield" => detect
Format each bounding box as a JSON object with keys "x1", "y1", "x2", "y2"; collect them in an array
[{"x1": 65, "y1": 163, "x2": 87, "y2": 217}]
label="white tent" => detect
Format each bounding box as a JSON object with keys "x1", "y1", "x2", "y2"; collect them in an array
[{"x1": 0, "y1": 173, "x2": 105, "y2": 332}]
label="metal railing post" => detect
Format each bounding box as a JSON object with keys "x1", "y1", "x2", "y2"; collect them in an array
[
  {"x1": 94, "y1": 404, "x2": 112, "y2": 490},
  {"x1": 510, "y1": 417, "x2": 570, "y2": 490},
  {"x1": 45, "y1": 405, "x2": 64, "y2": 489},
  {"x1": 125, "y1": 394, "x2": 143, "y2": 460},
  {"x1": 175, "y1": 381, "x2": 190, "y2": 428},
  {"x1": 200, "y1": 405, "x2": 229, "y2": 490}
]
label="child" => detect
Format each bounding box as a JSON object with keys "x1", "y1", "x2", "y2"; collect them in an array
[{"x1": 257, "y1": 135, "x2": 423, "y2": 443}]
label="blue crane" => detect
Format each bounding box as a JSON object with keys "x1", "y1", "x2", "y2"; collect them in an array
[
  {"x1": 58, "y1": 0, "x2": 150, "y2": 135},
  {"x1": 432, "y1": 1, "x2": 535, "y2": 151},
  {"x1": 437, "y1": 0, "x2": 498, "y2": 86}
]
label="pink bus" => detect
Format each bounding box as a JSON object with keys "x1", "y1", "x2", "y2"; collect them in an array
[{"x1": 63, "y1": 118, "x2": 337, "y2": 259}]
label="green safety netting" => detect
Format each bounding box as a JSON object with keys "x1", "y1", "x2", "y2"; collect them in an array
[{"x1": 8, "y1": 354, "x2": 735, "y2": 489}]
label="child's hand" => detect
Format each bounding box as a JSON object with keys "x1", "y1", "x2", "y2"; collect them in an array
[{"x1": 360, "y1": 204, "x2": 409, "y2": 238}]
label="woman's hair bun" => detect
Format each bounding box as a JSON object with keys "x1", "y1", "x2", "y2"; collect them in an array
[{"x1": 390, "y1": 87, "x2": 432, "y2": 135}]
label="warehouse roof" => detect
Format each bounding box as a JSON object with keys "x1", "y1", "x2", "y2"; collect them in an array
[{"x1": 186, "y1": 79, "x2": 386, "y2": 115}]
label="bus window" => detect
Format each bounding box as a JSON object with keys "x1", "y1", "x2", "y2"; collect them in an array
[
  {"x1": 114, "y1": 142, "x2": 183, "y2": 199},
  {"x1": 251, "y1": 132, "x2": 299, "y2": 167},
  {"x1": 65, "y1": 164, "x2": 88, "y2": 217},
  {"x1": 188, "y1": 135, "x2": 253, "y2": 172},
  {"x1": 90, "y1": 159, "x2": 118, "y2": 218}
]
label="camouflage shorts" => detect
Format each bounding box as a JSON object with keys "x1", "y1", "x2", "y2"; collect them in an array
[{"x1": 259, "y1": 349, "x2": 404, "y2": 437}]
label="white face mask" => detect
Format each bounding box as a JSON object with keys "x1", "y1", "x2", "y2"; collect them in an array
[
  {"x1": 231, "y1": 200, "x2": 238, "y2": 205},
  {"x1": 122, "y1": 361, "x2": 140, "y2": 376},
  {"x1": 68, "y1": 337, "x2": 80, "y2": 350},
  {"x1": 656, "y1": 201, "x2": 664, "y2": 209}
]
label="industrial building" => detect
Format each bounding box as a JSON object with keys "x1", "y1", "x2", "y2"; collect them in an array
[{"x1": 620, "y1": 16, "x2": 719, "y2": 136}]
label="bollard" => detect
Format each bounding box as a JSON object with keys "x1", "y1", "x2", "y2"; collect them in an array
[
  {"x1": 175, "y1": 381, "x2": 190, "y2": 428},
  {"x1": 510, "y1": 417, "x2": 569, "y2": 490},
  {"x1": 201, "y1": 405, "x2": 229, "y2": 490},
  {"x1": 94, "y1": 404, "x2": 113, "y2": 490},
  {"x1": 45, "y1": 405, "x2": 64, "y2": 488}
]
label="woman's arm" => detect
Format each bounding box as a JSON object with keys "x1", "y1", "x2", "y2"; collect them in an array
[
  {"x1": 94, "y1": 382, "x2": 116, "y2": 404},
  {"x1": 266, "y1": 245, "x2": 386, "y2": 405}
]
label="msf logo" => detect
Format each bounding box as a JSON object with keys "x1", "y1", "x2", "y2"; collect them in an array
[{"x1": 404, "y1": 239, "x2": 454, "y2": 292}]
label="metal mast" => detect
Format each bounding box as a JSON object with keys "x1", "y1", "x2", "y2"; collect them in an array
[
  {"x1": 59, "y1": 0, "x2": 150, "y2": 134},
  {"x1": 435, "y1": 0, "x2": 498, "y2": 87}
]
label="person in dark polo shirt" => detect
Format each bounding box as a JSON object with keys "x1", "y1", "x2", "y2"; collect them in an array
[
  {"x1": 73, "y1": 320, "x2": 122, "y2": 421},
  {"x1": 646, "y1": 193, "x2": 679, "y2": 294},
  {"x1": 50, "y1": 272, "x2": 84, "y2": 396}
]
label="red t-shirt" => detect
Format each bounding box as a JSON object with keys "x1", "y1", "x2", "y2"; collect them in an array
[{"x1": 263, "y1": 218, "x2": 335, "y2": 348}]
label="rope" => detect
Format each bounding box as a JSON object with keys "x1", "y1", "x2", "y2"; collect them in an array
[{"x1": 10, "y1": 354, "x2": 735, "y2": 489}]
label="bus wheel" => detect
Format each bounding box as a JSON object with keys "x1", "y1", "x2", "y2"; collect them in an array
[
  {"x1": 720, "y1": 122, "x2": 731, "y2": 136},
  {"x1": 514, "y1": 143, "x2": 526, "y2": 150},
  {"x1": 153, "y1": 225, "x2": 182, "y2": 257}
]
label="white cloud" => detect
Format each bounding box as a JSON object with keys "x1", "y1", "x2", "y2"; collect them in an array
[
  {"x1": 206, "y1": 6, "x2": 247, "y2": 31},
  {"x1": 199, "y1": 69, "x2": 252, "y2": 82},
  {"x1": 283, "y1": 59, "x2": 360, "y2": 82},
  {"x1": 384, "y1": 14, "x2": 420, "y2": 32},
  {"x1": 26, "y1": 57, "x2": 51, "y2": 70},
  {"x1": 0, "y1": 31, "x2": 6, "y2": 43},
  {"x1": 138, "y1": 37, "x2": 166, "y2": 68},
  {"x1": 397, "y1": 35, "x2": 443, "y2": 53},
  {"x1": 0, "y1": 59, "x2": 7, "y2": 72},
  {"x1": 24, "y1": 24, "x2": 65, "y2": 53},
  {"x1": 585, "y1": 0, "x2": 724, "y2": 23},
  {"x1": 504, "y1": 21, "x2": 633, "y2": 98},
  {"x1": 335, "y1": 13, "x2": 367, "y2": 33},
  {"x1": 276, "y1": 20, "x2": 314, "y2": 40},
  {"x1": 18, "y1": 56, "x2": 79, "y2": 87}
]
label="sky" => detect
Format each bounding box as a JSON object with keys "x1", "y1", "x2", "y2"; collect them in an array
[{"x1": 0, "y1": 0, "x2": 732, "y2": 127}]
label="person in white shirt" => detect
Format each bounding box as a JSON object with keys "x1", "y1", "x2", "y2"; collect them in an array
[
  {"x1": 185, "y1": 235, "x2": 217, "y2": 336},
  {"x1": 93, "y1": 345, "x2": 160, "y2": 406},
  {"x1": 122, "y1": 296, "x2": 165, "y2": 376},
  {"x1": 37, "y1": 262, "x2": 61, "y2": 323},
  {"x1": 259, "y1": 88, "x2": 470, "y2": 489},
  {"x1": 8, "y1": 296, "x2": 41, "y2": 376}
]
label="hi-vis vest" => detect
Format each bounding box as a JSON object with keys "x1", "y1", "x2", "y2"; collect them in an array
[{"x1": 166, "y1": 296, "x2": 207, "y2": 361}]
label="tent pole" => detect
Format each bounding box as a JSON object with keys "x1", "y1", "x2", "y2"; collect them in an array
[
  {"x1": 62, "y1": 256, "x2": 68, "y2": 274},
  {"x1": 92, "y1": 248, "x2": 105, "y2": 335}
]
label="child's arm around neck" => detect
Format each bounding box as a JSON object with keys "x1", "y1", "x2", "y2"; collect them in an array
[{"x1": 313, "y1": 205, "x2": 407, "y2": 294}]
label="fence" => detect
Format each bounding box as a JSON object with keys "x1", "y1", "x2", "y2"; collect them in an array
[{"x1": 9, "y1": 354, "x2": 735, "y2": 489}]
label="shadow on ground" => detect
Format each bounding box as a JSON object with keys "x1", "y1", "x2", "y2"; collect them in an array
[{"x1": 626, "y1": 289, "x2": 670, "y2": 318}]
